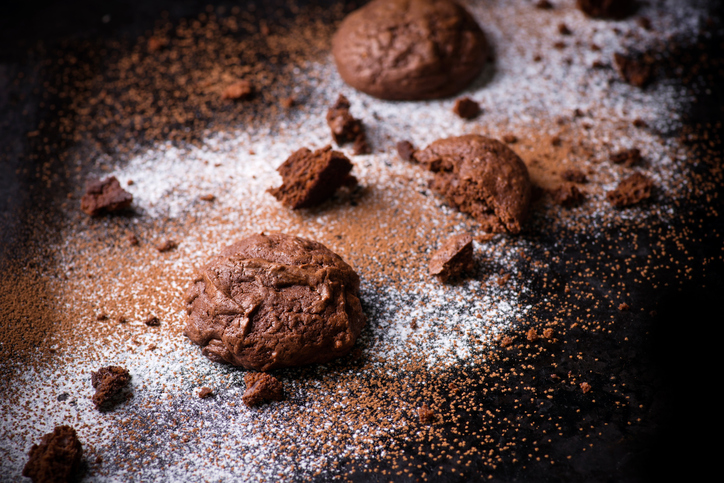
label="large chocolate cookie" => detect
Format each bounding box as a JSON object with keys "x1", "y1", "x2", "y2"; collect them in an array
[
  {"x1": 184, "y1": 233, "x2": 365, "y2": 371},
  {"x1": 413, "y1": 135, "x2": 532, "y2": 233},
  {"x1": 331, "y1": 0, "x2": 488, "y2": 100}
]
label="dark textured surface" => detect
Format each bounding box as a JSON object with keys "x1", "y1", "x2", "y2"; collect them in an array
[{"x1": 1, "y1": 1, "x2": 723, "y2": 482}]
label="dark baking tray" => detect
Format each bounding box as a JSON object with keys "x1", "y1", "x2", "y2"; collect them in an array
[{"x1": 1, "y1": 1, "x2": 723, "y2": 481}]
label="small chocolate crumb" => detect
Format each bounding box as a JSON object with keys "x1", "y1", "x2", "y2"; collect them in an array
[
  {"x1": 280, "y1": 97, "x2": 295, "y2": 109},
  {"x1": 80, "y1": 176, "x2": 133, "y2": 216},
  {"x1": 396, "y1": 140, "x2": 415, "y2": 161},
  {"x1": 580, "y1": 382, "x2": 592, "y2": 393},
  {"x1": 558, "y1": 23, "x2": 572, "y2": 35},
  {"x1": 418, "y1": 403, "x2": 435, "y2": 424},
  {"x1": 552, "y1": 184, "x2": 585, "y2": 207},
  {"x1": 23, "y1": 426, "x2": 83, "y2": 483},
  {"x1": 633, "y1": 118, "x2": 647, "y2": 127},
  {"x1": 95, "y1": 313, "x2": 108, "y2": 322},
  {"x1": 57, "y1": 393, "x2": 70, "y2": 402},
  {"x1": 613, "y1": 52, "x2": 652, "y2": 87},
  {"x1": 267, "y1": 145, "x2": 354, "y2": 209},
  {"x1": 147, "y1": 37, "x2": 166, "y2": 52},
  {"x1": 502, "y1": 134, "x2": 518, "y2": 144},
  {"x1": 535, "y1": 0, "x2": 553, "y2": 9},
  {"x1": 410, "y1": 319, "x2": 418, "y2": 330},
  {"x1": 198, "y1": 387, "x2": 213, "y2": 399},
  {"x1": 452, "y1": 97, "x2": 481, "y2": 119},
  {"x1": 610, "y1": 148, "x2": 642, "y2": 167},
  {"x1": 146, "y1": 343, "x2": 157, "y2": 351},
  {"x1": 91, "y1": 366, "x2": 131, "y2": 411},
  {"x1": 553, "y1": 41, "x2": 566, "y2": 50},
  {"x1": 156, "y1": 240, "x2": 178, "y2": 252},
  {"x1": 127, "y1": 232, "x2": 139, "y2": 246},
  {"x1": 619, "y1": 302, "x2": 630, "y2": 311},
  {"x1": 428, "y1": 234, "x2": 474, "y2": 283},
  {"x1": 144, "y1": 316, "x2": 160, "y2": 327},
  {"x1": 577, "y1": 0, "x2": 632, "y2": 19},
  {"x1": 526, "y1": 328, "x2": 538, "y2": 342},
  {"x1": 242, "y1": 373, "x2": 284, "y2": 408},
  {"x1": 326, "y1": 94, "x2": 368, "y2": 149},
  {"x1": 500, "y1": 336, "x2": 513, "y2": 348},
  {"x1": 497, "y1": 273, "x2": 511, "y2": 287},
  {"x1": 543, "y1": 328, "x2": 554, "y2": 339},
  {"x1": 199, "y1": 194, "x2": 216, "y2": 202},
  {"x1": 607, "y1": 172, "x2": 654, "y2": 208},
  {"x1": 551, "y1": 136, "x2": 562, "y2": 146},
  {"x1": 222, "y1": 80, "x2": 253, "y2": 100},
  {"x1": 561, "y1": 169, "x2": 587, "y2": 183}
]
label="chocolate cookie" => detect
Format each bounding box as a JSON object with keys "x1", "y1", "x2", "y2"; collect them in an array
[
  {"x1": 23, "y1": 426, "x2": 83, "y2": 483},
  {"x1": 184, "y1": 233, "x2": 365, "y2": 371},
  {"x1": 331, "y1": 0, "x2": 488, "y2": 100},
  {"x1": 413, "y1": 135, "x2": 532, "y2": 233}
]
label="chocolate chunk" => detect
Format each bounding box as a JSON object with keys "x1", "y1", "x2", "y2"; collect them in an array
[
  {"x1": 23, "y1": 426, "x2": 83, "y2": 483},
  {"x1": 267, "y1": 145, "x2": 354, "y2": 209},
  {"x1": 613, "y1": 52, "x2": 652, "y2": 87},
  {"x1": 80, "y1": 176, "x2": 133, "y2": 216},
  {"x1": 418, "y1": 403, "x2": 435, "y2": 424},
  {"x1": 606, "y1": 172, "x2": 654, "y2": 207},
  {"x1": 429, "y1": 233, "x2": 474, "y2": 282},
  {"x1": 453, "y1": 97, "x2": 481, "y2": 119},
  {"x1": 91, "y1": 366, "x2": 131, "y2": 411},
  {"x1": 184, "y1": 233, "x2": 366, "y2": 371},
  {"x1": 326, "y1": 94, "x2": 369, "y2": 151},
  {"x1": 610, "y1": 147, "x2": 642, "y2": 167},
  {"x1": 331, "y1": 0, "x2": 488, "y2": 100},
  {"x1": 242, "y1": 372, "x2": 285, "y2": 407},
  {"x1": 155, "y1": 240, "x2": 177, "y2": 252},
  {"x1": 198, "y1": 387, "x2": 213, "y2": 399},
  {"x1": 552, "y1": 184, "x2": 585, "y2": 207},
  {"x1": 221, "y1": 80, "x2": 253, "y2": 100},
  {"x1": 396, "y1": 141, "x2": 416, "y2": 161},
  {"x1": 412, "y1": 135, "x2": 532, "y2": 234},
  {"x1": 577, "y1": 0, "x2": 633, "y2": 19},
  {"x1": 561, "y1": 169, "x2": 587, "y2": 183}
]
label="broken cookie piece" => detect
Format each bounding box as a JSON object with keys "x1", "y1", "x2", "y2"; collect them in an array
[
  {"x1": 607, "y1": 172, "x2": 654, "y2": 207},
  {"x1": 80, "y1": 176, "x2": 133, "y2": 216},
  {"x1": 613, "y1": 53, "x2": 652, "y2": 88},
  {"x1": 429, "y1": 233, "x2": 474, "y2": 282},
  {"x1": 267, "y1": 145, "x2": 355, "y2": 209},
  {"x1": 242, "y1": 372, "x2": 284, "y2": 408},
  {"x1": 91, "y1": 366, "x2": 131, "y2": 412},
  {"x1": 326, "y1": 94, "x2": 370, "y2": 153},
  {"x1": 23, "y1": 426, "x2": 83, "y2": 483},
  {"x1": 412, "y1": 134, "x2": 532, "y2": 233},
  {"x1": 453, "y1": 97, "x2": 481, "y2": 119}
]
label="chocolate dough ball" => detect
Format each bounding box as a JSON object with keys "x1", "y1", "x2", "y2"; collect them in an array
[
  {"x1": 332, "y1": 0, "x2": 488, "y2": 100},
  {"x1": 184, "y1": 233, "x2": 365, "y2": 371},
  {"x1": 413, "y1": 134, "x2": 532, "y2": 233}
]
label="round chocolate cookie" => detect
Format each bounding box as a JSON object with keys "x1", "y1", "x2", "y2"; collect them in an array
[
  {"x1": 184, "y1": 233, "x2": 365, "y2": 371},
  {"x1": 413, "y1": 135, "x2": 532, "y2": 233},
  {"x1": 331, "y1": 0, "x2": 488, "y2": 100}
]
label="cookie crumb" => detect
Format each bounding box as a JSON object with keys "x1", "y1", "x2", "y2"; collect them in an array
[
  {"x1": 198, "y1": 387, "x2": 213, "y2": 399},
  {"x1": 222, "y1": 80, "x2": 253, "y2": 100},
  {"x1": 91, "y1": 366, "x2": 131, "y2": 411},
  {"x1": 535, "y1": 0, "x2": 553, "y2": 9},
  {"x1": 580, "y1": 382, "x2": 592, "y2": 393},
  {"x1": 610, "y1": 148, "x2": 642, "y2": 167},
  {"x1": 502, "y1": 134, "x2": 518, "y2": 144},
  {"x1": 242, "y1": 373, "x2": 284, "y2": 408},
  {"x1": 429, "y1": 233, "x2": 474, "y2": 282},
  {"x1": 552, "y1": 184, "x2": 585, "y2": 207},
  {"x1": 543, "y1": 328, "x2": 554, "y2": 339},
  {"x1": 23, "y1": 426, "x2": 83, "y2": 483},
  {"x1": 396, "y1": 140, "x2": 415, "y2": 161},
  {"x1": 500, "y1": 336, "x2": 513, "y2": 348},
  {"x1": 613, "y1": 52, "x2": 652, "y2": 87},
  {"x1": 127, "y1": 232, "x2": 139, "y2": 246},
  {"x1": 199, "y1": 194, "x2": 216, "y2": 202},
  {"x1": 418, "y1": 403, "x2": 435, "y2": 424},
  {"x1": 526, "y1": 328, "x2": 539, "y2": 342},
  {"x1": 558, "y1": 23, "x2": 572, "y2": 35},
  {"x1": 633, "y1": 118, "x2": 647, "y2": 127},
  {"x1": 618, "y1": 302, "x2": 630, "y2": 311},
  {"x1": 607, "y1": 172, "x2": 653, "y2": 207},
  {"x1": 326, "y1": 94, "x2": 368, "y2": 149},
  {"x1": 144, "y1": 316, "x2": 160, "y2": 327},
  {"x1": 410, "y1": 319, "x2": 418, "y2": 330},
  {"x1": 453, "y1": 97, "x2": 481, "y2": 119},
  {"x1": 267, "y1": 145, "x2": 354, "y2": 209},
  {"x1": 155, "y1": 240, "x2": 178, "y2": 252},
  {"x1": 561, "y1": 169, "x2": 587, "y2": 183},
  {"x1": 80, "y1": 176, "x2": 133, "y2": 216},
  {"x1": 280, "y1": 97, "x2": 295, "y2": 108}
]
